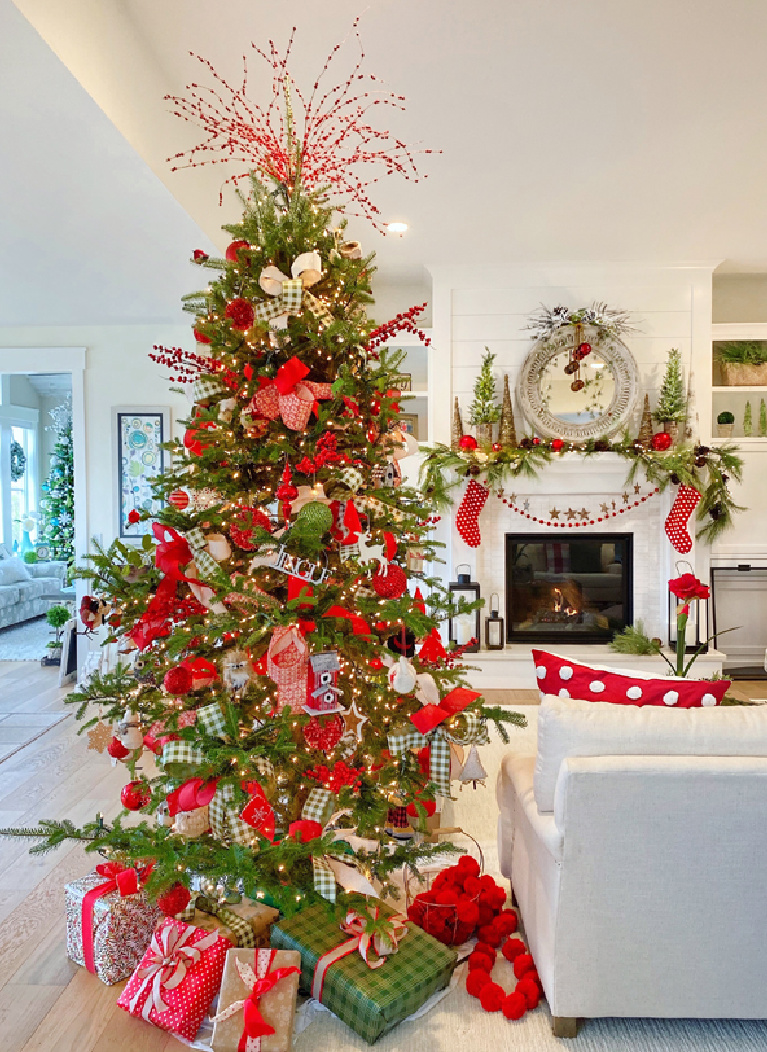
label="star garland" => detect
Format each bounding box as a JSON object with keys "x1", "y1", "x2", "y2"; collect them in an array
[{"x1": 496, "y1": 485, "x2": 660, "y2": 528}]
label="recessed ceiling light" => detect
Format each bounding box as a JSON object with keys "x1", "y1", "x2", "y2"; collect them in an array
[{"x1": 387, "y1": 221, "x2": 408, "y2": 234}]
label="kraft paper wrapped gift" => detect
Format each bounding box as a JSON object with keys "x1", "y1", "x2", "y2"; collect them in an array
[
  {"x1": 180, "y1": 895, "x2": 279, "y2": 948},
  {"x1": 271, "y1": 904, "x2": 457, "y2": 1044},
  {"x1": 211, "y1": 947, "x2": 301, "y2": 1052},
  {"x1": 65, "y1": 863, "x2": 162, "y2": 985}
]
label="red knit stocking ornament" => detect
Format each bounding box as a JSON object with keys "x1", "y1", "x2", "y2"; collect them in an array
[
  {"x1": 456, "y1": 480, "x2": 490, "y2": 548},
  {"x1": 664, "y1": 485, "x2": 701, "y2": 553}
]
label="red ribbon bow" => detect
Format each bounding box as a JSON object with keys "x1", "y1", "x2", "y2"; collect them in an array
[
  {"x1": 211, "y1": 949, "x2": 300, "y2": 1052},
  {"x1": 166, "y1": 777, "x2": 219, "y2": 817},
  {"x1": 81, "y1": 861, "x2": 153, "y2": 973},
  {"x1": 251, "y1": 356, "x2": 333, "y2": 431},
  {"x1": 410, "y1": 686, "x2": 482, "y2": 735},
  {"x1": 153, "y1": 523, "x2": 194, "y2": 582}
]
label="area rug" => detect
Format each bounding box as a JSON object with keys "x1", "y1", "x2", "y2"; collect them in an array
[{"x1": 0, "y1": 616, "x2": 52, "y2": 660}]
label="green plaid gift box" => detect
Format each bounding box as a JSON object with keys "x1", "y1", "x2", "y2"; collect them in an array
[{"x1": 271, "y1": 905, "x2": 456, "y2": 1044}]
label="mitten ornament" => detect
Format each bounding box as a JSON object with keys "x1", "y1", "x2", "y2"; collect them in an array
[
  {"x1": 665, "y1": 485, "x2": 700, "y2": 553},
  {"x1": 456, "y1": 480, "x2": 489, "y2": 548}
]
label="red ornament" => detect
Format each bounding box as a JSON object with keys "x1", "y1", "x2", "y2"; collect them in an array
[
  {"x1": 163, "y1": 665, "x2": 194, "y2": 696},
  {"x1": 459, "y1": 435, "x2": 478, "y2": 451},
  {"x1": 169, "y1": 489, "x2": 190, "y2": 511},
  {"x1": 406, "y1": 797, "x2": 437, "y2": 819},
  {"x1": 578, "y1": 341, "x2": 592, "y2": 357},
  {"x1": 550, "y1": 438, "x2": 565, "y2": 452},
  {"x1": 224, "y1": 298, "x2": 255, "y2": 331},
  {"x1": 107, "y1": 736, "x2": 131, "y2": 760},
  {"x1": 532, "y1": 437, "x2": 541, "y2": 445},
  {"x1": 372, "y1": 563, "x2": 408, "y2": 599},
  {"x1": 121, "y1": 780, "x2": 151, "y2": 811},
  {"x1": 304, "y1": 714, "x2": 344, "y2": 751},
  {"x1": 128, "y1": 509, "x2": 141, "y2": 524},
  {"x1": 651, "y1": 431, "x2": 672, "y2": 452},
  {"x1": 229, "y1": 507, "x2": 270, "y2": 550},
  {"x1": 369, "y1": 657, "x2": 385, "y2": 671},
  {"x1": 193, "y1": 328, "x2": 211, "y2": 344},
  {"x1": 225, "y1": 239, "x2": 251, "y2": 262},
  {"x1": 157, "y1": 883, "x2": 191, "y2": 916},
  {"x1": 193, "y1": 249, "x2": 209, "y2": 262},
  {"x1": 492, "y1": 442, "x2": 502, "y2": 452}
]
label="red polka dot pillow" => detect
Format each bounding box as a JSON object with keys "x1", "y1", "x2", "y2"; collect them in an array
[{"x1": 531, "y1": 649, "x2": 730, "y2": 708}]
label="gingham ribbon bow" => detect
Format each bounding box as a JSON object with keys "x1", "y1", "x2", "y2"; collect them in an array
[
  {"x1": 294, "y1": 802, "x2": 378, "y2": 902},
  {"x1": 250, "y1": 357, "x2": 333, "y2": 432},
  {"x1": 256, "y1": 251, "x2": 328, "y2": 327},
  {"x1": 129, "y1": 923, "x2": 219, "y2": 1021},
  {"x1": 211, "y1": 949, "x2": 300, "y2": 1052},
  {"x1": 388, "y1": 711, "x2": 489, "y2": 797},
  {"x1": 186, "y1": 527, "x2": 225, "y2": 582},
  {"x1": 178, "y1": 894, "x2": 256, "y2": 949},
  {"x1": 311, "y1": 907, "x2": 407, "y2": 1002}
]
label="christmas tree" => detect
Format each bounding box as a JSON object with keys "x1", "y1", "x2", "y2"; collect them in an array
[
  {"x1": 652, "y1": 348, "x2": 686, "y2": 424},
  {"x1": 5, "y1": 34, "x2": 522, "y2": 912},
  {"x1": 39, "y1": 400, "x2": 74, "y2": 576},
  {"x1": 469, "y1": 350, "x2": 501, "y2": 428}
]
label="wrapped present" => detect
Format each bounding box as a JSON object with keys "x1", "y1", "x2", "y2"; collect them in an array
[
  {"x1": 271, "y1": 904, "x2": 457, "y2": 1044},
  {"x1": 117, "y1": 917, "x2": 231, "y2": 1040},
  {"x1": 177, "y1": 893, "x2": 277, "y2": 948},
  {"x1": 65, "y1": 862, "x2": 162, "y2": 985},
  {"x1": 227, "y1": 898, "x2": 280, "y2": 947},
  {"x1": 211, "y1": 947, "x2": 301, "y2": 1052}
]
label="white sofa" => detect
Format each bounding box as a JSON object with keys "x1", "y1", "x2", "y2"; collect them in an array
[
  {"x1": 0, "y1": 558, "x2": 68, "y2": 630},
  {"x1": 497, "y1": 694, "x2": 767, "y2": 1036}
]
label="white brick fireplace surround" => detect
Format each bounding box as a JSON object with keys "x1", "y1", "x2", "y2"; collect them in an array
[{"x1": 422, "y1": 263, "x2": 725, "y2": 688}]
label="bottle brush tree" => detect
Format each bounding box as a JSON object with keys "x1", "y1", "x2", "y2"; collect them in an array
[{"x1": 652, "y1": 348, "x2": 686, "y2": 424}]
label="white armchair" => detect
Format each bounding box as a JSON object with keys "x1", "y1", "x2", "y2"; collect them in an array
[{"x1": 497, "y1": 696, "x2": 767, "y2": 1036}]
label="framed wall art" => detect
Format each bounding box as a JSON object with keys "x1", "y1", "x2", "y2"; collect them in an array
[{"x1": 114, "y1": 407, "x2": 170, "y2": 539}]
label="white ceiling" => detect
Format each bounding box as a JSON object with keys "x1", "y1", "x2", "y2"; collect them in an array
[
  {"x1": 25, "y1": 372, "x2": 72, "y2": 397},
  {"x1": 6, "y1": 0, "x2": 767, "y2": 327}
]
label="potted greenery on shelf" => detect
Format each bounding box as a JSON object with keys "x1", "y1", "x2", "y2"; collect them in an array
[
  {"x1": 42, "y1": 604, "x2": 70, "y2": 667},
  {"x1": 717, "y1": 341, "x2": 767, "y2": 386},
  {"x1": 716, "y1": 410, "x2": 735, "y2": 438}
]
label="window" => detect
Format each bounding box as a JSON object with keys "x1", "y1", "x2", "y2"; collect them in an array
[{"x1": 8, "y1": 425, "x2": 37, "y2": 552}]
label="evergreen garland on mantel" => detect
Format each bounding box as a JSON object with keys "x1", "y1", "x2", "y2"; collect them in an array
[{"x1": 420, "y1": 437, "x2": 743, "y2": 545}]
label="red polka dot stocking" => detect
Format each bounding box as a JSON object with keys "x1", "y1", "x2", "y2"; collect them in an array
[
  {"x1": 456, "y1": 480, "x2": 490, "y2": 548},
  {"x1": 664, "y1": 485, "x2": 701, "y2": 553}
]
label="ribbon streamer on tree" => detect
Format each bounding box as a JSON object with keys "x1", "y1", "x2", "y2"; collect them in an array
[{"x1": 388, "y1": 710, "x2": 489, "y2": 797}]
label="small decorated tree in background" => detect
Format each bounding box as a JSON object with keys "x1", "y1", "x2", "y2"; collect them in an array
[
  {"x1": 652, "y1": 348, "x2": 686, "y2": 439},
  {"x1": 469, "y1": 350, "x2": 500, "y2": 445},
  {"x1": 760, "y1": 398, "x2": 767, "y2": 437},
  {"x1": 39, "y1": 400, "x2": 74, "y2": 577}
]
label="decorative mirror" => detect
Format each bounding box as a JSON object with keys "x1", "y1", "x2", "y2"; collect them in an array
[{"x1": 516, "y1": 309, "x2": 639, "y2": 441}]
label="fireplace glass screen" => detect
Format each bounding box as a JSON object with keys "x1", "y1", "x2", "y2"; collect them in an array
[{"x1": 506, "y1": 533, "x2": 633, "y2": 643}]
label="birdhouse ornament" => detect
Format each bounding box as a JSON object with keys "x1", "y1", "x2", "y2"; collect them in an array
[{"x1": 304, "y1": 652, "x2": 343, "y2": 713}]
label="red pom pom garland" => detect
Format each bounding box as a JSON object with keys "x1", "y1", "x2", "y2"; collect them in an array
[
  {"x1": 407, "y1": 858, "x2": 508, "y2": 945},
  {"x1": 466, "y1": 932, "x2": 544, "y2": 1023}
]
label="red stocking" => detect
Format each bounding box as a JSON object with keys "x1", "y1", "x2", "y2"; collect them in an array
[
  {"x1": 456, "y1": 480, "x2": 489, "y2": 548},
  {"x1": 665, "y1": 485, "x2": 700, "y2": 553}
]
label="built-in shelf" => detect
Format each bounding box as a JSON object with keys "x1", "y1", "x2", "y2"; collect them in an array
[{"x1": 712, "y1": 386, "x2": 767, "y2": 393}]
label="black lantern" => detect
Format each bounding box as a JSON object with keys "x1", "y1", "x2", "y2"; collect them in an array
[
  {"x1": 485, "y1": 592, "x2": 505, "y2": 650},
  {"x1": 448, "y1": 564, "x2": 481, "y2": 653}
]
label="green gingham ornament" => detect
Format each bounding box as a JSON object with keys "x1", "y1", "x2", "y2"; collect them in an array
[
  {"x1": 197, "y1": 700, "x2": 227, "y2": 738},
  {"x1": 161, "y1": 740, "x2": 206, "y2": 770}
]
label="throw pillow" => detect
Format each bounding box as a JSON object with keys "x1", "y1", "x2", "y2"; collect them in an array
[
  {"x1": 531, "y1": 648, "x2": 730, "y2": 708},
  {"x1": 534, "y1": 693, "x2": 767, "y2": 813},
  {"x1": 0, "y1": 556, "x2": 31, "y2": 585}
]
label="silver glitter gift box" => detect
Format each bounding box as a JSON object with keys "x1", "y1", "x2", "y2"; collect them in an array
[{"x1": 65, "y1": 869, "x2": 163, "y2": 984}]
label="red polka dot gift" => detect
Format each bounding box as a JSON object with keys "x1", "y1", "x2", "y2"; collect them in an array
[
  {"x1": 532, "y1": 649, "x2": 730, "y2": 709},
  {"x1": 117, "y1": 916, "x2": 231, "y2": 1041},
  {"x1": 406, "y1": 856, "x2": 511, "y2": 945}
]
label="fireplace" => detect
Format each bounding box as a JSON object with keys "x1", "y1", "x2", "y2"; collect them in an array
[{"x1": 505, "y1": 533, "x2": 633, "y2": 644}]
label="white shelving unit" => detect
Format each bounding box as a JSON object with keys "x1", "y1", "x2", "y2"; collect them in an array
[
  {"x1": 711, "y1": 323, "x2": 767, "y2": 449},
  {"x1": 382, "y1": 330, "x2": 432, "y2": 446}
]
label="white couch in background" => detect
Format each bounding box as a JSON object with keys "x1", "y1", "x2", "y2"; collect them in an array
[
  {"x1": 0, "y1": 556, "x2": 68, "y2": 629},
  {"x1": 497, "y1": 694, "x2": 767, "y2": 1035}
]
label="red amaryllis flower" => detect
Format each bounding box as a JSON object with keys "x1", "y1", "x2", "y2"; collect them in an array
[{"x1": 669, "y1": 574, "x2": 710, "y2": 601}]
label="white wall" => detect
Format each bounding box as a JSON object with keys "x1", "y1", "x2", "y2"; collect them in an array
[{"x1": 0, "y1": 326, "x2": 189, "y2": 550}]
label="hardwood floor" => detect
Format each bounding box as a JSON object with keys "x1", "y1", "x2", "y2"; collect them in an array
[{"x1": 0, "y1": 662, "x2": 764, "y2": 1052}]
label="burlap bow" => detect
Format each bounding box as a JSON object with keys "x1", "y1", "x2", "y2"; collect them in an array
[
  {"x1": 256, "y1": 251, "x2": 330, "y2": 328},
  {"x1": 388, "y1": 710, "x2": 489, "y2": 797},
  {"x1": 250, "y1": 356, "x2": 333, "y2": 431},
  {"x1": 211, "y1": 950, "x2": 300, "y2": 1052},
  {"x1": 311, "y1": 907, "x2": 407, "y2": 1001},
  {"x1": 129, "y1": 923, "x2": 220, "y2": 1021}
]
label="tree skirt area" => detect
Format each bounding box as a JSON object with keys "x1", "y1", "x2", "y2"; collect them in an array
[{"x1": 0, "y1": 616, "x2": 52, "y2": 661}]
